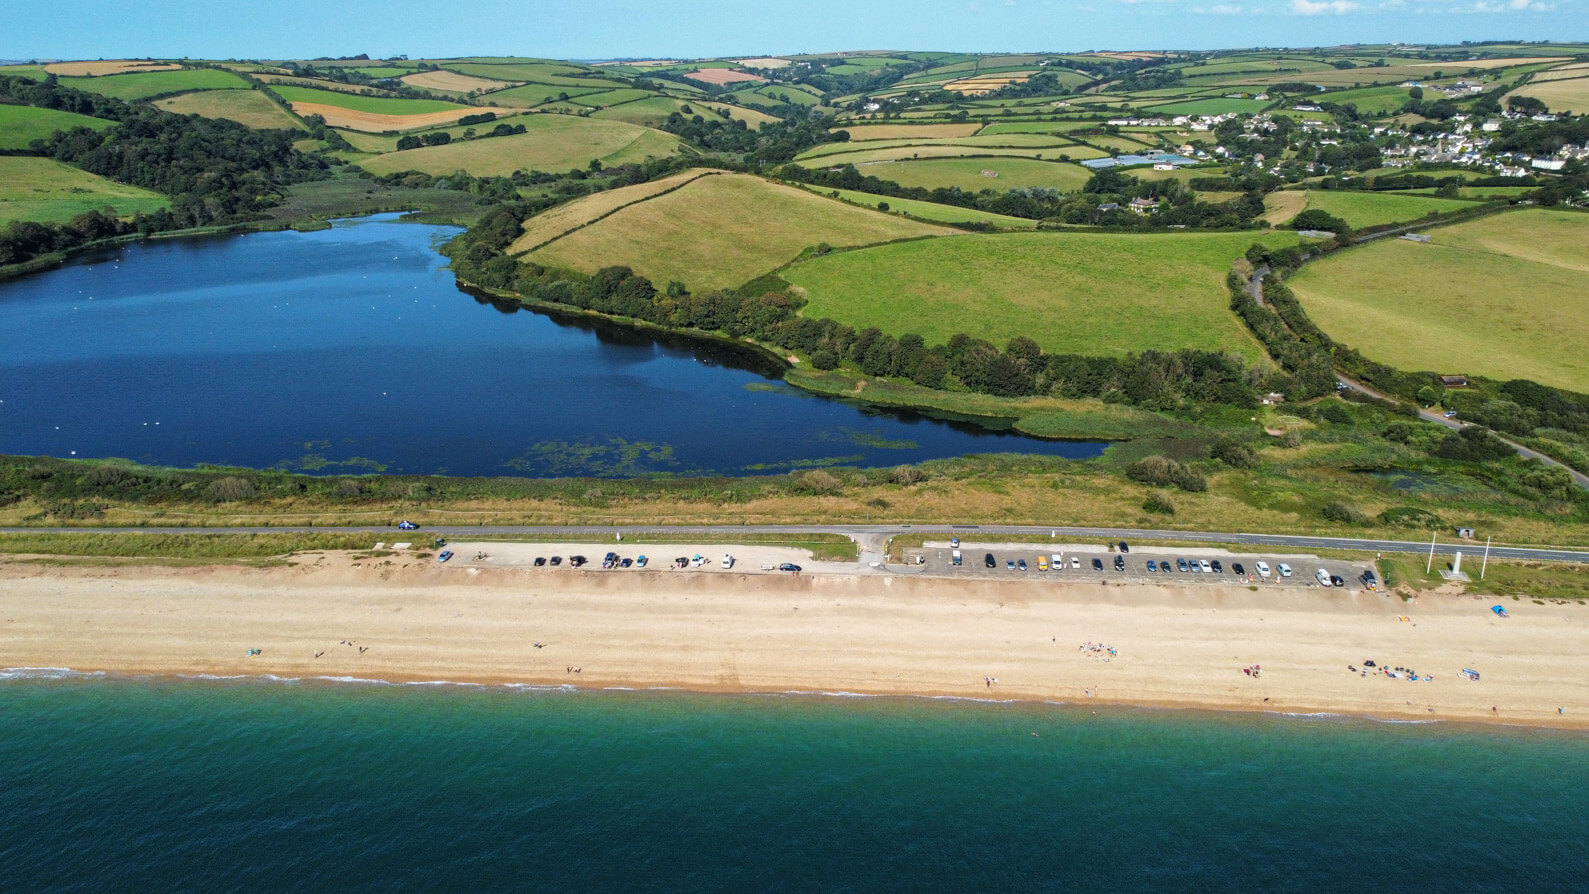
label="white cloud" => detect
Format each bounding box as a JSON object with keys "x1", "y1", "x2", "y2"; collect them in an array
[
  {"x1": 1473, "y1": 0, "x2": 1551, "y2": 9},
  {"x1": 1194, "y1": 3, "x2": 1247, "y2": 10},
  {"x1": 1290, "y1": 0, "x2": 1358, "y2": 12}
]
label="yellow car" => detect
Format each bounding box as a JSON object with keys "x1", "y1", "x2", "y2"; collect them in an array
[{"x1": 1037, "y1": 556, "x2": 1049, "y2": 571}]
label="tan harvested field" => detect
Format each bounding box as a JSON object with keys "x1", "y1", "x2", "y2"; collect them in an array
[
  {"x1": 946, "y1": 76, "x2": 1031, "y2": 94},
  {"x1": 525, "y1": 173, "x2": 954, "y2": 291},
  {"x1": 508, "y1": 170, "x2": 717, "y2": 254},
  {"x1": 738, "y1": 57, "x2": 792, "y2": 68},
  {"x1": 155, "y1": 89, "x2": 305, "y2": 131},
  {"x1": 1261, "y1": 190, "x2": 1309, "y2": 226},
  {"x1": 358, "y1": 116, "x2": 683, "y2": 176},
  {"x1": 1506, "y1": 77, "x2": 1589, "y2": 113},
  {"x1": 288, "y1": 101, "x2": 490, "y2": 132},
  {"x1": 838, "y1": 123, "x2": 982, "y2": 140},
  {"x1": 402, "y1": 69, "x2": 517, "y2": 93},
  {"x1": 1407, "y1": 57, "x2": 1568, "y2": 69},
  {"x1": 258, "y1": 75, "x2": 401, "y2": 94},
  {"x1": 44, "y1": 60, "x2": 181, "y2": 76},
  {"x1": 683, "y1": 68, "x2": 767, "y2": 85}
]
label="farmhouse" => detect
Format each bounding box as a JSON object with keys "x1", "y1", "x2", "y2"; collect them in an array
[{"x1": 1128, "y1": 197, "x2": 1158, "y2": 213}]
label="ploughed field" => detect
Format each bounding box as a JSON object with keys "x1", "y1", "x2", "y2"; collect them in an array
[{"x1": 1286, "y1": 209, "x2": 1589, "y2": 392}]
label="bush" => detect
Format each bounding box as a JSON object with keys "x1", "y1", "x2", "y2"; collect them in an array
[
  {"x1": 890, "y1": 465, "x2": 928, "y2": 486},
  {"x1": 795, "y1": 469, "x2": 842, "y2": 495},
  {"x1": 1379, "y1": 507, "x2": 1444, "y2": 529},
  {"x1": 810, "y1": 349, "x2": 840, "y2": 370},
  {"x1": 1126, "y1": 455, "x2": 1207, "y2": 492},
  {"x1": 206, "y1": 477, "x2": 255, "y2": 503},
  {"x1": 1211, "y1": 436, "x2": 1259, "y2": 469},
  {"x1": 1143, "y1": 490, "x2": 1176, "y2": 515},
  {"x1": 1321, "y1": 501, "x2": 1368, "y2": 524}
]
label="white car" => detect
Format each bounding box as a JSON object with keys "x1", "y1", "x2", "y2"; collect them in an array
[
  {"x1": 1070, "y1": 557, "x2": 1080, "y2": 569},
  {"x1": 1256, "y1": 561, "x2": 1271, "y2": 578},
  {"x1": 721, "y1": 554, "x2": 734, "y2": 569},
  {"x1": 1316, "y1": 568, "x2": 1331, "y2": 586},
  {"x1": 1277, "y1": 563, "x2": 1293, "y2": 578},
  {"x1": 691, "y1": 554, "x2": 706, "y2": 568},
  {"x1": 1199, "y1": 559, "x2": 1212, "y2": 573}
]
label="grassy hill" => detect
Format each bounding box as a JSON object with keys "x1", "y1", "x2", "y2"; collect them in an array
[
  {"x1": 782, "y1": 230, "x2": 1301, "y2": 358},
  {"x1": 57, "y1": 68, "x2": 249, "y2": 101},
  {"x1": 522, "y1": 173, "x2": 954, "y2": 291},
  {"x1": 1299, "y1": 190, "x2": 1480, "y2": 229},
  {"x1": 0, "y1": 105, "x2": 117, "y2": 150},
  {"x1": 357, "y1": 116, "x2": 685, "y2": 177},
  {"x1": 0, "y1": 157, "x2": 168, "y2": 225},
  {"x1": 1288, "y1": 209, "x2": 1589, "y2": 392}
]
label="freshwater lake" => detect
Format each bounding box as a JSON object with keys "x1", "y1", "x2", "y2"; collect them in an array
[{"x1": 0, "y1": 214, "x2": 1104, "y2": 477}]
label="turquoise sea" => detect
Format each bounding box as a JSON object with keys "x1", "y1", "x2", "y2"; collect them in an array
[{"x1": 1, "y1": 674, "x2": 1585, "y2": 891}]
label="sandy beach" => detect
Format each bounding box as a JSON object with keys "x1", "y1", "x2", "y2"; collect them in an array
[{"x1": 2, "y1": 550, "x2": 1584, "y2": 729}]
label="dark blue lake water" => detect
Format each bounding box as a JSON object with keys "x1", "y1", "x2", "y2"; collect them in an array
[{"x1": 0, "y1": 215, "x2": 1103, "y2": 477}]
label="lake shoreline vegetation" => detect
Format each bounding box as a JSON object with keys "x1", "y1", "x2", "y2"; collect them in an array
[{"x1": 4, "y1": 47, "x2": 1589, "y2": 543}]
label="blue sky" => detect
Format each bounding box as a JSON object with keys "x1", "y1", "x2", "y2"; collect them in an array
[{"x1": 5, "y1": 0, "x2": 1582, "y2": 61}]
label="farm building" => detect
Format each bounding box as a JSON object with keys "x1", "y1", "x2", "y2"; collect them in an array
[{"x1": 1438, "y1": 375, "x2": 1470, "y2": 388}]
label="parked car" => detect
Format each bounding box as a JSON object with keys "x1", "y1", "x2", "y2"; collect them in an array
[
  {"x1": 1255, "y1": 561, "x2": 1271, "y2": 578},
  {"x1": 635, "y1": 555, "x2": 648, "y2": 568},
  {"x1": 1232, "y1": 562, "x2": 1246, "y2": 576},
  {"x1": 603, "y1": 552, "x2": 618, "y2": 569},
  {"x1": 1118, "y1": 541, "x2": 1130, "y2": 553},
  {"x1": 675, "y1": 557, "x2": 689, "y2": 569},
  {"x1": 1176, "y1": 558, "x2": 1189, "y2": 572},
  {"x1": 533, "y1": 557, "x2": 546, "y2": 567},
  {"x1": 778, "y1": 562, "x2": 802, "y2": 572},
  {"x1": 951, "y1": 537, "x2": 960, "y2": 548},
  {"x1": 690, "y1": 554, "x2": 706, "y2": 568},
  {"x1": 721, "y1": 554, "x2": 734, "y2": 569},
  {"x1": 1361, "y1": 570, "x2": 1378, "y2": 591},
  {"x1": 397, "y1": 520, "x2": 418, "y2": 531},
  {"x1": 549, "y1": 556, "x2": 562, "y2": 566},
  {"x1": 1211, "y1": 560, "x2": 1223, "y2": 573},
  {"x1": 437, "y1": 550, "x2": 453, "y2": 563},
  {"x1": 1316, "y1": 568, "x2": 1331, "y2": 586},
  {"x1": 1091, "y1": 558, "x2": 1104, "y2": 571},
  {"x1": 569, "y1": 555, "x2": 587, "y2": 568},
  {"x1": 1018, "y1": 559, "x2": 1028, "y2": 571},
  {"x1": 1037, "y1": 557, "x2": 1048, "y2": 571},
  {"x1": 1006, "y1": 559, "x2": 1016, "y2": 570},
  {"x1": 1146, "y1": 560, "x2": 1158, "y2": 572},
  {"x1": 1114, "y1": 555, "x2": 1125, "y2": 571},
  {"x1": 620, "y1": 558, "x2": 633, "y2": 568},
  {"x1": 952, "y1": 550, "x2": 962, "y2": 566},
  {"x1": 1071, "y1": 557, "x2": 1080, "y2": 569},
  {"x1": 1160, "y1": 562, "x2": 1171, "y2": 574},
  {"x1": 1277, "y1": 563, "x2": 1293, "y2": 578},
  {"x1": 985, "y1": 553, "x2": 996, "y2": 568},
  {"x1": 1200, "y1": 560, "x2": 1212, "y2": 573},
  {"x1": 1330, "y1": 574, "x2": 1345, "y2": 587}
]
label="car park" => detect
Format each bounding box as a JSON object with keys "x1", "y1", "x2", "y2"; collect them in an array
[
  {"x1": 985, "y1": 553, "x2": 996, "y2": 568},
  {"x1": 1146, "y1": 560, "x2": 1158, "y2": 572},
  {"x1": 1113, "y1": 555, "x2": 1125, "y2": 571},
  {"x1": 1211, "y1": 560, "x2": 1223, "y2": 573},
  {"x1": 1091, "y1": 558, "x2": 1104, "y2": 571},
  {"x1": 1176, "y1": 558, "x2": 1189, "y2": 572},
  {"x1": 533, "y1": 557, "x2": 546, "y2": 567},
  {"x1": 1200, "y1": 560, "x2": 1212, "y2": 573},
  {"x1": 1277, "y1": 563, "x2": 1293, "y2": 578},
  {"x1": 1255, "y1": 561, "x2": 1270, "y2": 578},
  {"x1": 1232, "y1": 562, "x2": 1245, "y2": 576},
  {"x1": 1018, "y1": 559, "x2": 1028, "y2": 571},
  {"x1": 952, "y1": 550, "x2": 962, "y2": 566}
]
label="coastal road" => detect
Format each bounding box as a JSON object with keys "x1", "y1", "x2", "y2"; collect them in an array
[{"x1": 8, "y1": 523, "x2": 1589, "y2": 564}]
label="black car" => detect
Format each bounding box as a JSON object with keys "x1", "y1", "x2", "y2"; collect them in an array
[
  {"x1": 1113, "y1": 555, "x2": 1125, "y2": 571},
  {"x1": 603, "y1": 551, "x2": 618, "y2": 569},
  {"x1": 620, "y1": 558, "x2": 633, "y2": 568},
  {"x1": 1091, "y1": 557, "x2": 1104, "y2": 571},
  {"x1": 569, "y1": 555, "x2": 587, "y2": 568},
  {"x1": 985, "y1": 553, "x2": 996, "y2": 568},
  {"x1": 1118, "y1": 541, "x2": 1130, "y2": 554},
  {"x1": 1160, "y1": 562, "x2": 1171, "y2": 574},
  {"x1": 549, "y1": 556, "x2": 562, "y2": 566},
  {"x1": 675, "y1": 557, "x2": 690, "y2": 568},
  {"x1": 1176, "y1": 558, "x2": 1189, "y2": 572},
  {"x1": 1330, "y1": 575, "x2": 1346, "y2": 587},
  {"x1": 1211, "y1": 560, "x2": 1223, "y2": 573},
  {"x1": 778, "y1": 563, "x2": 802, "y2": 572},
  {"x1": 1232, "y1": 562, "x2": 1246, "y2": 576},
  {"x1": 533, "y1": 557, "x2": 546, "y2": 567}
]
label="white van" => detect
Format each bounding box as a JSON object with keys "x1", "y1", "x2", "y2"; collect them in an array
[
  {"x1": 721, "y1": 554, "x2": 734, "y2": 569},
  {"x1": 1315, "y1": 568, "x2": 1331, "y2": 586},
  {"x1": 1256, "y1": 561, "x2": 1271, "y2": 578},
  {"x1": 952, "y1": 549, "x2": 962, "y2": 566}
]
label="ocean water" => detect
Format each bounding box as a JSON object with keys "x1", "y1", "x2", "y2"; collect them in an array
[{"x1": 0, "y1": 675, "x2": 1585, "y2": 891}]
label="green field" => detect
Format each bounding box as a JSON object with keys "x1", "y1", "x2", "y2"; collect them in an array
[
  {"x1": 1319, "y1": 85, "x2": 1412, "y2": 115},
  {"x1": 358, "y1": 116, "x2": 683, "y2": 177},
  {"x1": 0, "y1": 157, "x2": 169, "y2": 225},
  {"x1": 794, "y1": 143, "x2": 1077, "y2": 166},
  {"x1": 783, "y1": 230, "x2": 1300, "y2": 358},
  {"x1": 153, "y1": 88, "x2": 305, "y2": 130},
  {"x1": 57, "y1": 68, "x2": 250, "y2": 100},
  {"x1": 445, "y1": 62, "x2": 629, "y2": 89},
  {"x1": 590, "y1": 96, "x2": 780, "y2": 128},
  {"x1": 1300, "y1": 190, "x2": 1478, "y2": 228},
  {"x1": 1288, "y1": 210, "x2": 1589, "y2": 392},
  {"x1": 810, "y1": 187, "x2": 1039, "y2": 229},
  {"x1": 0, "y1": 104, "x2": 117, "y2": 149},
  {"x1": 1392, "y1": 186, "x2": 1537, "y2": 200},
  {"x1": 524, "y1": 173, "x2": 953, "y2": 291},
  {"x1": 267, "y1": 85, "x2": 467, "y2": 114},
  {"x1": 851, "y1": 157, "x2": 1093, "y2": 192}
]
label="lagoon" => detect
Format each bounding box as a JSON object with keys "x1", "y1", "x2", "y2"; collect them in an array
[{"x1": 0, "y1": 215, "x2": 1104, "y2": 477}]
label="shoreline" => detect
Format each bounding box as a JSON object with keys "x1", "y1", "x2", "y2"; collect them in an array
[{"x1": 3, "y1": 554, "x2": 1584, "y2": 731}]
